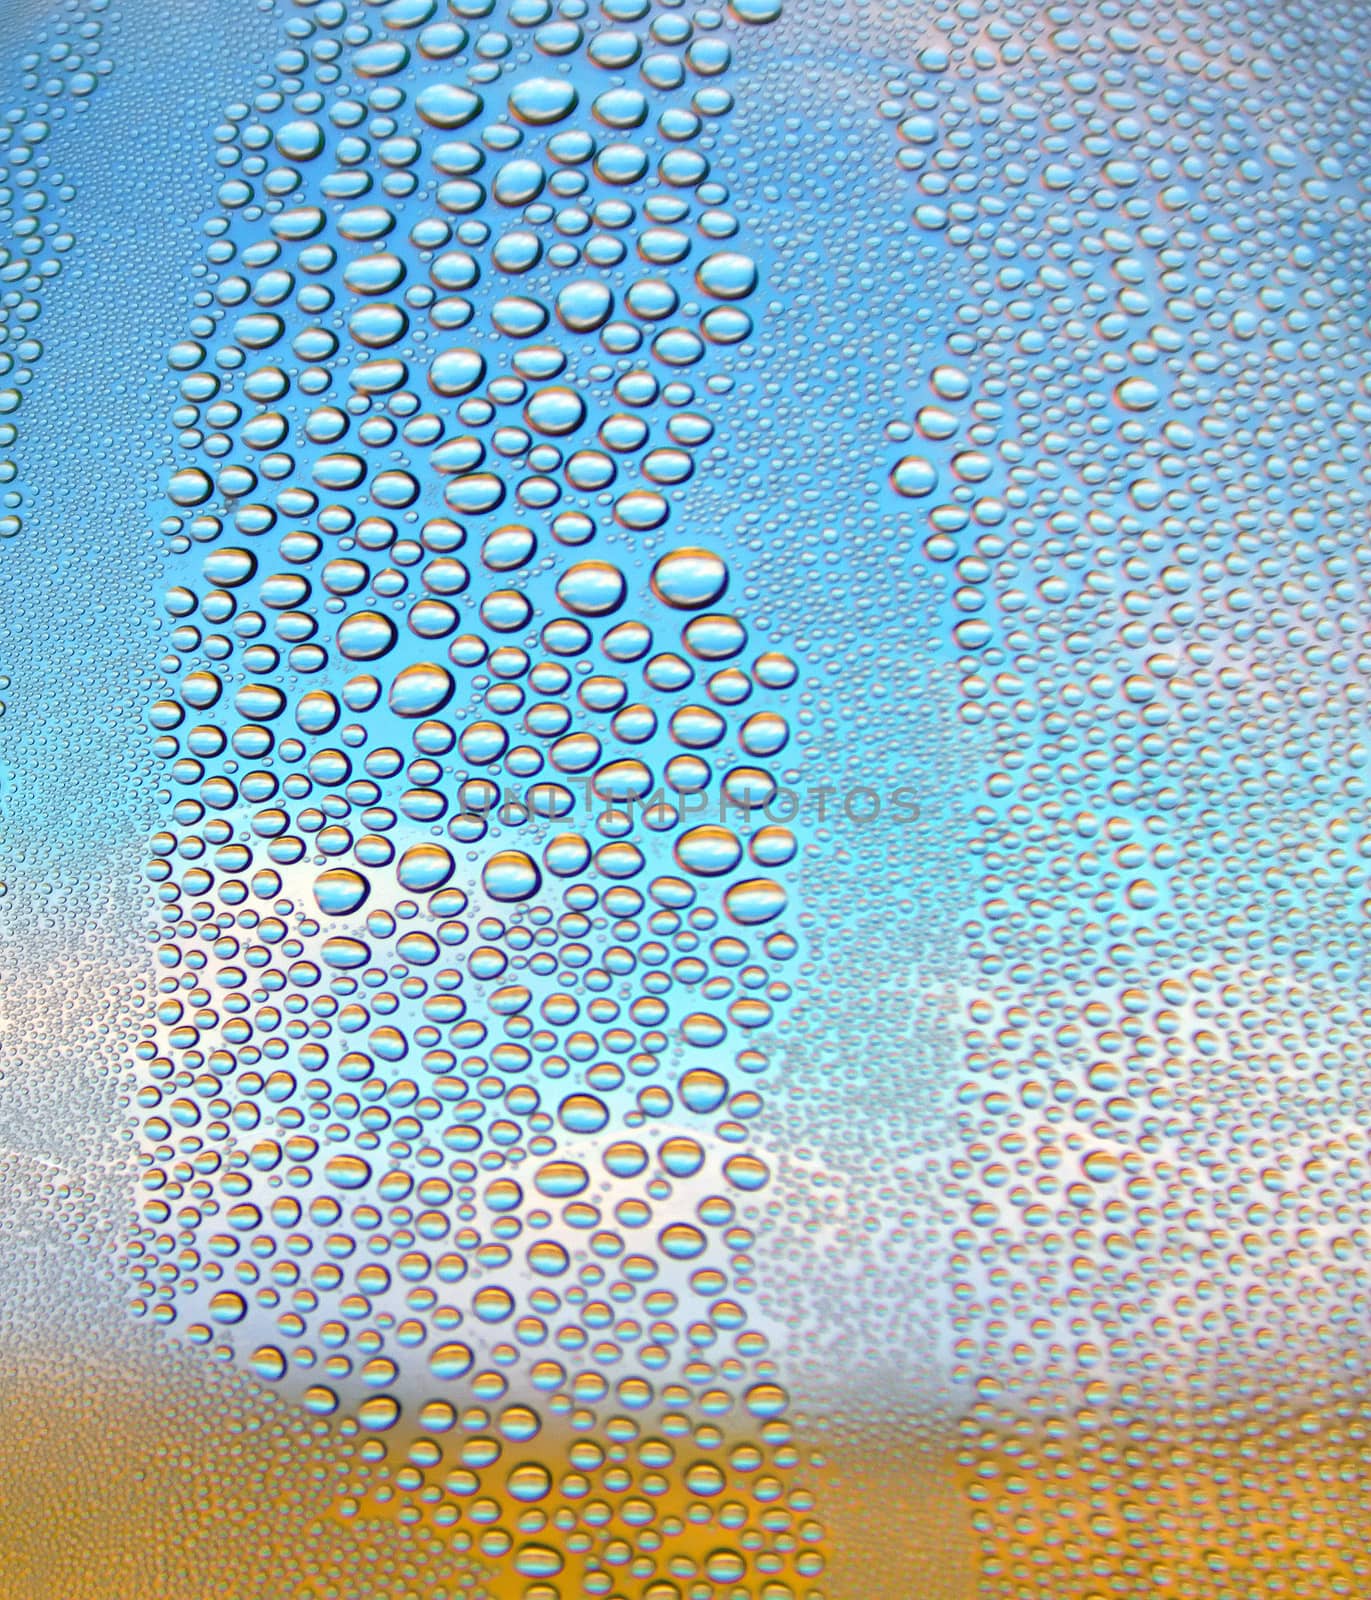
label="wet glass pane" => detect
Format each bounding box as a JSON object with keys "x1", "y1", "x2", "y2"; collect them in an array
[{"x1": 1, "y1": 0, "x2": 1369, "y2": 1594}]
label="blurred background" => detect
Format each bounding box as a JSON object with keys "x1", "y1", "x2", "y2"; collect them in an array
[{"x1": 1, "y1": 0, "x2": 1369, "y2": 1594}]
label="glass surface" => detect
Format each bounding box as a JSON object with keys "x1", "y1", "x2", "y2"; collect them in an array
[{"x1": 1, "y1": 0, "x2": 1369, "y2": 1595}]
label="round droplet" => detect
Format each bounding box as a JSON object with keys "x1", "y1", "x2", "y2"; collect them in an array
[
  {"x1": 430, "y1": 1342, "x2": 474, "y2": 1379},
  {"x1": 250, "y1": 1344, "x2": 287, "y2": 1381},
  {"x1": 891, "y1": 455, "x2": 938, "y2": 497},
  {"x1": 314, "y1": 868, "x2": 370, "y2": 915},
  {"x1": 429, "y1": 346, "x2": 486, "y2": 396},
  {"x1": 525, "y1": 385, "x2": 585, "y2": 436},
  {"x1": 209, "y1": 1290, "x2": 247, "y2": 1325},
  {"x1": 745, "y1": 1381, "x2": 789, "y2": 1418},
  {"x1": 724, "y1": 877, "x2": 787, "y2": 924},
  {"x1": 398, "y1": 842, "x2": 455, "y2": 892},
  {"x1": 325, "y1": 1154, "x2": 372, "y2": 1190},
  {"x1": 696, "y1": 251, "x2": 758, "y2": 300},
  {"x1": 483, "y1": 850, "x2": 541, "y2": 902},
  {"x1": 169, "y1": 467, "x2": 212, "y2": 506},
  {"x1": 417, "y1": 82, "x2": 483, "y2": 128},
  {"x1": 559, "y1": 1092, "x2": 609, "y2": 1133},
  {"x1": 557, "y1": 560, "x2": 626, "y2": 616},
  {"x1": 651, "y1": 547, "x2": 728, "y2": 610},
  {"x1": 276, "y1": 119, "x2": 324, "y2": 161},
  {"x1": 556, "y1": 279, "x2": 613, "y2": 332},
  {"x1": 675, "y1": 824, "x2": 743, "y2": 876},
  {"x1": 321, "y1": 936, "x2": 371, "y2": 970},
  {"x1": 508, "y1": 76, "x2": 578, "y2": 126},
  {"x1": 390, "y1": 662, "x2": 454, "y2": 716},
  {"x1": 337, "y1": 610, "x2": 397, "y2": 661},
  {"x1": 724, "y1": 1153, "x2": 771, "y2": 1191}
]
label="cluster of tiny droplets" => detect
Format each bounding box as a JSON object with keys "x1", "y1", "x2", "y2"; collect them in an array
[
  {"x1": 127, "y1": 0, "x2": 828, "y2": 1595},
  {"x1": 0, "y1": 0, "x2": 111, "y2": 559},
  {"x1": 860, "y1": 0, "x2": 1371, "y2": 1594},
  {"x1": 0, "y1": 3, "x2": 118, "y2": 1135}
]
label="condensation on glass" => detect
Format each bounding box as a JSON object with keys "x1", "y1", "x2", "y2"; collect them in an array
[{"x1": 0, "y1": 0, "x2": 1368, "y2": 1595}]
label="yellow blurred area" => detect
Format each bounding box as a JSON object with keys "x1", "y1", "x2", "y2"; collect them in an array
[
  {"x1": 1, "y1": 1185, "x2": 1364, "y2": 1600},
  {"x1": 0, "y1": 1315, "x2": 961, "y2": 1600},
  {"x1": 962, "y1": 1393, "x2": 1371, "y2": 1599},
  {"x1": 4, "y1": 1331, "x2": 1371, "y2": 1599}
]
